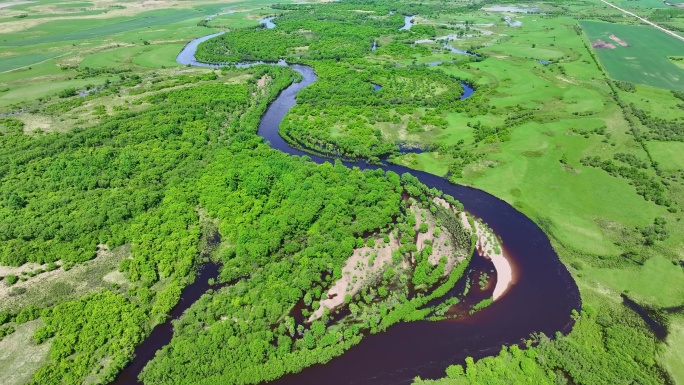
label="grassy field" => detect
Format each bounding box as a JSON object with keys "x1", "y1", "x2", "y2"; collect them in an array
[
  {"x1": 613, "y1": 0, "x2": 672, "y2": 8},
  {"x1": 585, "y1": 255, "x2": 684, "y2": 306},
  {"x1": 0, "y1": 245, "x2": 131, "y2": 312},
  {"x1": 0, "y1": 51, "x2": 66, "y2": 73},
  {"x1": 0, "y1": 320, "x2": 50, "y2": 385},
  {"x1": 379, "y1": 12, "x2": 684, "y2": 382},
  {"x1": 662, "y1": 315, "x2": 684, "y2": 384},
  {"x1": 580, "y1": 20, "x2": 684, "y2": 90},
  {"x1": 0, "y1": 0, "x2": 288, "y2": 110},
  {"x1": 648, "y1": 141, "x2": 684, "y2": 170}
]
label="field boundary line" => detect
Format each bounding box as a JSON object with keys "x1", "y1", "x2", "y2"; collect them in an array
[
  {"x1": 599, "y1": 0, "x2": 684, "y2": 42},
  {"x1": 0, "y1": 52, "x2": 71, "y2": 74}
]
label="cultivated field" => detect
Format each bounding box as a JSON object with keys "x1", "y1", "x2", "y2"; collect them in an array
[{"x1": 581, "y1": 20, "x2": 684, "y2": 90}]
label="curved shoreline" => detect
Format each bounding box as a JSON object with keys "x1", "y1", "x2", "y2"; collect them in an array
[{"x1": 459, "y1": 212, "x2": 515, "y2": 300}]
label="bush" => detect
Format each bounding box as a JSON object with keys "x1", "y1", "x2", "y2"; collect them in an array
[{"x1": 5, "y1": 275, "x2": 18, "y2": 286}]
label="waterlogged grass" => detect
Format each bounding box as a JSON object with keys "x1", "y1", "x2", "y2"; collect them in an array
[{"x1": 580, "y1": 20, "x2": 684, "y2": 90}]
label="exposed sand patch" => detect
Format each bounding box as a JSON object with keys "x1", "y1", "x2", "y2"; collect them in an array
[
  {"x1": 557, "y1": 75, "x2": 577, "y2": 85},
  {"x1": 20, "y1": 114, "x2": 54, "y2": 133},
  {"x1": 460, "y1": 212, "x2": 514, "y2": 300},
  {"x1": 0, "y1": 1, "x2": 33, "y2": 9},
  {"x1": 311, "y1": 233, "x2": 399, "y2": 320},
  {"x1": 609, "y1": 34, "x2": 628, "y2": 47},
  {"x1": 256, "y1": 75, "x2": 268, "y2": 88},
  {"x1": 592, "y1": 40, "x2": 616, "y2": 49}
]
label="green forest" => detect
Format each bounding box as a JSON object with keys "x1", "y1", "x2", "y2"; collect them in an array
[{"x1": 0, "y1": 61, "x2": 479, "y2": 384}]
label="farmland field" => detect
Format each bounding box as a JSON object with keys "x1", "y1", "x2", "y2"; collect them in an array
[{"x1": 580, "y1": 20, "x2": 684, "y2": 90}]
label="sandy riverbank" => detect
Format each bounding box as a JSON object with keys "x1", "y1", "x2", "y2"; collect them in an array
[{"x1": 460, "y1": 212, "x2": 514, "y2": 300}]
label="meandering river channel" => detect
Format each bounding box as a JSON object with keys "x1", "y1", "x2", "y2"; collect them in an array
[{"x1": 111, "y1": 27, "x2": 581, "y2": 385}]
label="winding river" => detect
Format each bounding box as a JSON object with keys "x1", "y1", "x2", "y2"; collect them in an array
[{"x1": 112, "y1": 26, "x2": 581, "y2": 385}]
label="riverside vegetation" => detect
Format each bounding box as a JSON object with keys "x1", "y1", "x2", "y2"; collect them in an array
[{"x1": 0, "y1": 0, "x2": 683, "y2": 384}]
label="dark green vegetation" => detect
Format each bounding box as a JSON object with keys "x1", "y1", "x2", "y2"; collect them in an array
[
  {"x1": 418, "y1": 305, "x2": 663, "y2": 384},
  {"x1": 0, "y1": 65, "x2": 296, "y2": 383},
  {"x1": 0, "y1": 60, "x2": 477, "y2": 383},
  {"x1": 281, "y1": 62, "x2": 466, "y2": 161}
]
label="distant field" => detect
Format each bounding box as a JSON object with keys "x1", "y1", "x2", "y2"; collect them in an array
[
  {"x1": 54, "y1": 1, "x2": 94, "y2": 7},
  {"x1": 613, "y1": 0, "x2": 671, "y2": 8},
  {"x1": 2, "y1": 6, "x2": 224, "y2": 46},
  {"x1": 581, "y1": 20, "x2": 684, "y2": 90},
  {"x1": 79, "y1": 44, "x2": 184, "y2": 68},
  {"x1": 207, "y1": 11, "x2": 262, "y2": 29},
  {"x1": 0, "y1": 51, "x2": 65, "y2": 72}
]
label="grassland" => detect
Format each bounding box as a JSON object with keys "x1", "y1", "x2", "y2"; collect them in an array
[
  {"x1": 581, "y1": 20, "x2": 684, "y2": 90},
  {"x1": 0, "y1": 0, "x2": 297, "y2": 110}
]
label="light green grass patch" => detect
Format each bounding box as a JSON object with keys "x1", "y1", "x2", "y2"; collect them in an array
[
  {"x1": 0, "y1": 75, "x2": 116, "y2": 107},
  {"x1": 54, "y1": 2, "x2": 93, "y2": 8},
  {"x1": 80, "y1": 44, "x2": 183, "y2": 69},
  {"x1": 661, "y1": 314, "x2": 684, "y2": 385},
  {"x1": 647, "y1": 141, "x2": 684, "y2": 170},
  {"x1": 132, "y1": 43, "x2": 185, "y2": 67},
  {"x1": 581, "y1": 20, "x2": 684, "y2": 90},
  {"x1": 393, "y1": 152, "x2": 452, "y2": 176},
  {"x1": 497, "y1": 45, "x2": 566, "y2": 61},
  {"x1": 585, "y1": 255, "x2": 684, "y2": 307},
  {"x1": 613, "y1": 0, "x2": 671, "y2": 8},
  {"x1": 619, "y1": 83, "x2": 684, "y2": 121},
  {"x1": 0, "y1": 319, "x2": 50, "y2": 385},
  {"x1": 465, "y1": 120, "x2": 663, "y2": 255}
]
